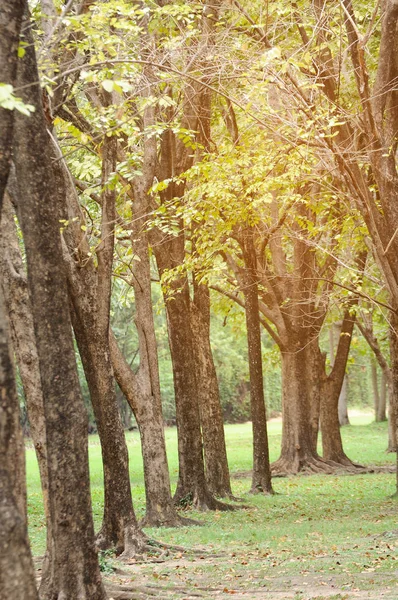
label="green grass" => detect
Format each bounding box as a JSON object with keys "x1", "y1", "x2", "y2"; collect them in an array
[{"x1": 26, "y1": 416, "x2": 396, "y2": 562}]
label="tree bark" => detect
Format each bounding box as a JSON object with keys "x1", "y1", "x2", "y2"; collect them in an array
[
  {"x1": 321, "y1": 309, "x2": 359, "y2": 467},
  {"x1": 273, "y1": 341, "x2": 328, "y2": 474},
  {"x1": 378, "y1": 371, "x2": 388, "y2": 422},
  {"x1": 108, "y1": 214, "x2": 182, "y2": 526},
  {"x1": 241, "y1": 234, "x2": 273, "y2": 493},
  {"x1": 191, "y1": 281, "x2": 233, "y2": 497},
  {"x1": 13, "y1": 11, "x2": 106, "y2": 598},
  {"x1": 338, "y1": 375, "x2": 350, "y2": 426},
  {"x1": 0, "y1": 0, "x2": 24, "y2": 201},
  {"x1": 0, "y1": 285, "x2": 39, "y2": 600},
  {"x1": 0, "y1": 193, "x2": 51, "y2": 550},
  {"x1": 389, "y1": 311, "x2": 398, "y2": 494},
  {"x1": 371, "y1": 360, "x2": 381, "y2": 421},
  {"x1": 55, "y1": 132, "x2": 144, "y2": 556}
]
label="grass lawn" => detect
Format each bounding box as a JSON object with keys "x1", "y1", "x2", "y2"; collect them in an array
[{"x1": 26, "y1": 415, "x2": 398, "y2": 599}]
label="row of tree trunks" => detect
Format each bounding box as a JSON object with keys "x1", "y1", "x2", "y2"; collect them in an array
[{"x1": 13, "y1": 9, "x2": 106, "y2": 597}]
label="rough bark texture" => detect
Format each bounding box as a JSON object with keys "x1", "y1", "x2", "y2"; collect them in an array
[
  {"x1": 0, "y1": 286, "x2": 38, "y2": 600},
  {"x1": 191, "y1": 281, "x2": 233, "y2": 497},
  {"x1": 273, "y1": 342, "x2": 327, "y2": 474},
  {"x1": 240, "y1": 233, "x2": 273, "y2": 493},
  {"x1": 124, "y1": 179, "x2": 181, "y2": 527},
  {"x1": 0, "y1": 193, "x2": 52, "y2": 575},
  {"x1": 389, "y1": 312, "x2": 398, "y2": 494},
  {"x1": 55, "y1": 132, "x2": 144, "y2": 556},
  {"x1": 13, "y1": 12, "x2": 106, "y2": 599},
  {"x1": 0, "y1": 194, "x2": 49, "y2": 518},
  {"x1": 0, "y1": 0, "x2": 24, "y2": 201},
  {"x1": 321, "y1": 309, "x2": 360, "y2": 467}
]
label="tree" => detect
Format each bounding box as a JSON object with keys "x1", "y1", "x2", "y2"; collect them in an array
[{"x1": 12, "y1": 8, "x2": 106, "y2": 598}]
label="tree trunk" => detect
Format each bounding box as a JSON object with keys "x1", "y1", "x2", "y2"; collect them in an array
[
  {"x1": 71, "y1": 305, "x2": 144, "y2": 555},
  {"x1": 155, "y1": 244, "x2": 231, "y2": 511},
  {"x1": 109, "y1": 222, "x2": 182, "y2": 526},
  {"x1": 13, "y1": 12, "x2": 106, "y2": 597},
  {"x1": 389, "y1": 312, "x2": 398, "y2": 495},
  {"x1": 321, "y1": 306, "x2": 360, "y2": 467},
  {"x1": 241, "y1": 235, "x2": 273, "y2": 494},
  {"x1": 55, "y1": 131, "x2": 145, "y2": 555},
  {"x1": 371, "y1": 360, "x2": 381, "y2": 421},
  {"x1": 0, "y1": 193, "x2": 49, "y2": 500},
  {"x1": 0, "y1": 285, "x2": 39, "y2": 600},
  {"x1": 162, "y1": 277, "x2": 213, "y2": 507},
  {"x1": 387, "y1": 394, "x2": 397, "y2": 452},
  {"x1": 273, "y1": 341, "x2": 329, "y2": 474},
  {"x1": 191, "y1": 281, "x2": 233, "y2": 497},
  {"x1": 0, "y1": 193, "x2": 51, "y2": 556},
  {"x1": 338, "y1": 375, "x2": 350, "y2": 425},
  {"x1": 0, "y1": 0, "x2": 24, "y2": 201},
  {"x1": 378, "y1": 371, "x2": 388, "y2": 422},
  {"x1": 330, "y1": 325, "x2": 350, "y2": 426}
]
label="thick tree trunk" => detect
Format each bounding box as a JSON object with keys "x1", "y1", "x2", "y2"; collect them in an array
[
  {"x1": 273, "y1": 342, "x2": 328, "y2": 474},
  {"x1": 191, "y1": 281, "x2": 233, "y2": 497},
  {"x1": 241, "y1": 236, "x2": 273, "y2": 494},
  {"x1": 163, "y1": 280, "x2": 212, "y2": 507},
  {"x1": 0, "y1": 286, "x2": 38, "y2": 600},
  {"x1": 13, "y1": 13, "x2": 106, "y2": 598}
]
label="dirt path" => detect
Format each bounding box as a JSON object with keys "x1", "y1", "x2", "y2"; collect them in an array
[{"x1": 103, "y1": 551, "x2": 398, "y2": 600}]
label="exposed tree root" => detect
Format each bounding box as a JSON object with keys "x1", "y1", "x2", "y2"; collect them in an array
[
  {"x1": 271, "y1": 454, "x2": 372, "y2": 476},
  {"x1": 174, "y1": 488, "x2": 238, "y2": 512},
  {"x1": 249, "y1": 483, "x2": 275, "y2": 495},
  {"x1": 140, "y1": 512, "x2": 200, "y2": 528},
  {"x1": 96, "y1": 522, "x2": 147, "y2": 558},
  {"x1": 271, "y1": 455, "x2": 339, "y2": 476}
]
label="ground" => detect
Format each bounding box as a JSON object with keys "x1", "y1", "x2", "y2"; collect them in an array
[{"x1": 27, "y1": 414, "x2": 398, "y2": 600}]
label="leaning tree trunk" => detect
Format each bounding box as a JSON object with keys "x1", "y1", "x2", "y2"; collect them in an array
[
  {"x1": 71, "y1": 305, "x2": 144, "y2": 555},
  {"x1": 57, "y1": 132, "x2": 144, "y2": 556},
  {"x1": 13, "y1": 13, "x2": 106, "y2": 597},
  {"x1": 110, "y1": 215, "x2": 182, "y2": 527},
  {"x1": 0, "y1": 285, "x2": 39, "y2": 600},
  {"x1": 321, "y1": 306, "x2": 361, "y2": 468},
  {"x1": 191, "y1": 280, "x2": 233, "y2": 498},
  {"x1": 241, "y1": 235, "x2": 273, "y2": 494}
]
